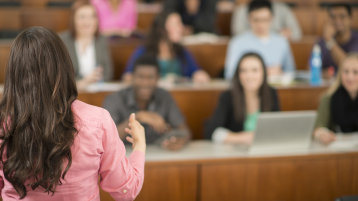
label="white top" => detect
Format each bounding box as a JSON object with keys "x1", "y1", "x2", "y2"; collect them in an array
[{"x1": 75, "y1": 41, "x2": 96, "y2": 78}]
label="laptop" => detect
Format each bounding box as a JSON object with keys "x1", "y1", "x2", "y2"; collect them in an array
[{"x1": 249, "y1": 111, "x2": 317, "y2": 154}]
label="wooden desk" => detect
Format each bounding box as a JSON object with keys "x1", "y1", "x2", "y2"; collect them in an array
[
  {"x1": 78, "y1": 81, "x2": 328, "y2": 139},
  {"x1": 100, "y1": 139, "x2": 358, "y2": 201}
]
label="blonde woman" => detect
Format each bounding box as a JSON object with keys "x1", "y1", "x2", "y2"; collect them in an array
[{"x1": 314, "y1": 53, "x2": 358, "y2": 144}]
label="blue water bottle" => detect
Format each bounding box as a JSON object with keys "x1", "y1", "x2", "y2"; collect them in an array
[{"x1": 310, "y1": 44, "x2": 322, "y2": 86}]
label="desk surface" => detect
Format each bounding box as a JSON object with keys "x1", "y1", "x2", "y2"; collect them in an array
[
  {"x1": 136, "y1": 135, "x2": 358, "y2": 163},
  {"x1": 119, "y1": 136, "x2": 358, "y2": 201}
]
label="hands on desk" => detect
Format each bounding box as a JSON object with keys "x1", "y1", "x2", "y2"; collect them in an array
[
  {"x1": 77, "y1": 67, "x2": 104, "y2": 91},
  {"x1": 314, "y1": 127, "x2": 336, "y2": 145},
  {"x1": 192, "y1": 70, "x2": 211, "y2": 84},
  {"x1": 161, "y1": 136, "x2": 188, "y2": 151},
  {"x1": 225, "y1": 131, "x2": 254, "y2": 145}
]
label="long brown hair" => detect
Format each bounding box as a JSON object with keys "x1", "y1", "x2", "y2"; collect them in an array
[
  {"x1": 0, "y1": 27, "x2": 78, "y2": 198},
  {"x1": 231, "y1": 52, "x2": 273, "y2": 122},
  {"x1": 144, "y1": 11, "x2": 186, "y2": 63}
]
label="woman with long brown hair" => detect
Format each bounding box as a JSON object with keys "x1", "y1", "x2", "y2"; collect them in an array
[
  {"x1": 0, "y1": 27, "x2": 146, "y2": 200},
  {"x1": 205, "y1": 52, "x2": 280, "y2": 145},
  {"x1": 122, "y1": 11, "x2": 210, "y2": 84}
]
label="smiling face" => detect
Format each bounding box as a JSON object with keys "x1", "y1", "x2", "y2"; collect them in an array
[
  {"x1": 238, "y1": 56, "x2": 265, "y2": 93},
  {"x1": 74, "y1": 5, "x2": 98, "y2": 38},
  {"x1": 165, "y1": 13, "x2": 184, "y2": 43},
  {"x1": 341, "y1": 57, "x2": 358, "y2": 96},
  {"x1": 133, "y1": 65, "x2": 159, "y2": 102}
]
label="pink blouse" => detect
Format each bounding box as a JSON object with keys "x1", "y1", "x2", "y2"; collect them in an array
[
  {"x1": 0, "y1": 100, "x2": 145, "y2": 201},
  {"x1": 92, "y1": 0, "x2": 137, "y2": 32}
]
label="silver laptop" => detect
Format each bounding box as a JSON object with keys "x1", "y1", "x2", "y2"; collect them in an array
[{"x1": 249, "y1": 111, "x2": 316, "y2": 154}]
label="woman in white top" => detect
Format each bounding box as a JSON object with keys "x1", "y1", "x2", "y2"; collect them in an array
[{"x1": 60, "y1": 0, "x2": 113, "y2": 91}]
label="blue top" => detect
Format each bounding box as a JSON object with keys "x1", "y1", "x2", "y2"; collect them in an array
[
  {"x1": 124, "y1": 46, "x2": 200, "y2": 78},
  {"x1": 224, "y1": 31, "x2": 296, "y2": 79}
]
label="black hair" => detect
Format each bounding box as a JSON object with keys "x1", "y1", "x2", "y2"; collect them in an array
[
  {"x1": 133, "y1": 54, "x2": 160, "y2": 73},
  {"x1": 328, "y1": 3, "x2": 352, "y2": 17},
  {"x1": 248, "y1": 0, "x2": 273, "y2": 14}
]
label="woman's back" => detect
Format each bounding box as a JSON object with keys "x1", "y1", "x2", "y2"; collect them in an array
[
  {"x1": 0, "y1": 27, "x2": 146, "y2": 201},
  {"x1": 1, "y1": 100, "x2": 144, "y2": 201}
]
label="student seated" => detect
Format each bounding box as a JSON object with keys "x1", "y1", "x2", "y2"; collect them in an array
[
  {"x1": 316, "y1": 3, "x2": 358, "y2": 80},
  {"x1": 103, "y1": 54, "x2": 191, "y2": 150},
  {"x1": 231, "y1": 0, "x2": 302, "y2": 41},
  {"x1": 163, "y1": 0, "x2": 218, "y2": 35},
  {"x1": 314, "y1": 53, "x2": 358, "y2": 145},
  {"x1": 122, "y1": 11, "x2": 210, "y2": 84},
  {"x1": 91, "y1": 0, "x2": 137, "y2": 37},
  {"x1": 224, "y1": 0, "x2": 295, "y2": 80},
  {"x1": 60, "y1": 0, "x2": 113, "y2": 91},
  {"x1": 205, "y1": 52, "x2": 280, "y2": 145}
]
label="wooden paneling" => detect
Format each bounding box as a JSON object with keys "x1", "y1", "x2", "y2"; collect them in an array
[
  {"x1": 336, "y1": 157, "x2": 356, "y2": 197},
  {"x1": 100, "y1": 164, "x2": 198, "y2": 201},
  {"x1": 0, "y1": 42, "x2": 11, "y2": 83},
  {"x1": 136, "y1": 164, "x2": 198, "y2": 201},
  {"x1": 290, "y1": 37, "x2": 315, "y2": 70},
  {"x1": 216, "y1": 11, "x2": 232, "y2": 36},
  {"x1": 137, "y1": 11, "x2": 157, "y2": 33},
  {"x1": 248, "y1": 161, "x2": 296, "y2": 201},
  {"x1": 171, "y1": 89, "x2": 223, "y2": 139},
  {"x1": 21, "y1": 8, "x2": 70, "y2": 32},
  {"x1": 277, "y1": 85, "x2": 326, "y2": 111},
  {"x1": 109, "y1": 40, "x2": 141, "y2": 80},
  {"x1": 0, "y1": 8, "x2": 21, "y2": 30},
  {"x1": 294, "y1": 158, "x2": 338, "y2": 201},
  {"x1": 200, "y1": 154, "x2": 358, "y2": 201},
  {"x1": 201, "y1": 163, "x2": 248, "y2": 201},
  {"x1": 354, "y1": 157, "x2": 358, "y2": 192},
  {"x1": 186, "y1": 42, "x2": 227, "y2": 77},
  {"x1": 293, "y1": 8, "x2": 317, "y2": 36}
]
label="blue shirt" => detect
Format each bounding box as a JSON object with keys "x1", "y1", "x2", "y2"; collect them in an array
[
  {"x1": 124, "y1": 46, "x2": 200, "y2": 78},
  {"x1": 224, "y1": 31, "x2": 296, "y2": 79}
]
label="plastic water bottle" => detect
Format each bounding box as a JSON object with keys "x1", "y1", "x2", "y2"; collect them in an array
[{"x1": 310, "y1": 44, "x2": 322, "y2": 86}]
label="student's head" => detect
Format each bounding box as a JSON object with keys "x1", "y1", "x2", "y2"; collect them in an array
[
  {"x1": 0, "y1": 27, "x2": 77, "y2": 198},
  {"x1": 248, "y1": 0, "x2": 273, "y2": 37},
  {"x1": 330, "y1": 54, "x2": 358, "y2": 97},
  {"x1": 231, "y1": 52, "x2": 272, "y2": 121},
  {"x1": 149, "y1": 11, "x2": 184, "y2": 44},
  {"x1": 185, "y1": 0, "x2": 200, "y2": 15},
  {"x1": 70, "y1": 0, "x2": 99, "y2": 38},
  {"x1": 327, "y1": 3, "x2": 352, "y2": 34},
  {"x1": 132, "y1": 54, "x2": 160, "y2": 102},
  {"x1": 145, "y1": 11, "x2": 185, "y2": 59},
  {"x1": 235, "y1": 52, "x2": 267, "y2": 93}
]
